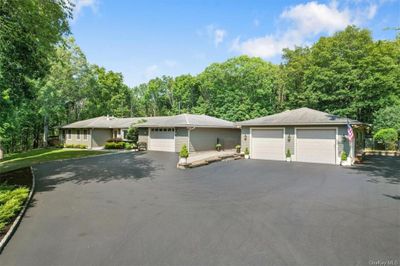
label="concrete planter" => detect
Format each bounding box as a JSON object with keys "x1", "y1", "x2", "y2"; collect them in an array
[
  {"x1": 244, "y1": 154, "x2": 250, "y2": 159},
  {"x1": 179, "y1": 157, "x2": 188, "y2": 165},
  {"x1": 286, "y1": 157, "x2": 292, "y2": 162},
  {"x1": 340, "y1": 158, "x2": 352, "y2": 166}
]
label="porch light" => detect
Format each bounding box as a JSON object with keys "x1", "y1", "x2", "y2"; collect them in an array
[
  {"x1": 244, "y1": 134, "x2": 247, "y2": 141},
  {"x1": 287, "y1": 134, "x2": 291, "y2": 142}
]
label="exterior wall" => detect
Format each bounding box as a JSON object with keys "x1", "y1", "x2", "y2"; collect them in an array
[
  {"x1": 91, "y1": 129, "x2": 112, "y2": 148},
  {"x1": 64, "y1": 129, "x2": 91, "y2": 147},
  {"x1": 138, "y1": 128, "x2": 149, "y2": 143},
  {"x1": 189, "y1": 128, "x2": 241, "y2": 152},
  {"x1": 175, "y1": 128, "x2": 189, "y2": 152},
  {"x1": 242, "y1": 125, "x2": 353, "y2": 164}
]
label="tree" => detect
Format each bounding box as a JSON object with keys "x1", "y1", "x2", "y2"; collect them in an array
[
  {"x1": 373, "y1": 128, "x2": 398, "y2": 150},
  {"x1": 373, "y1": 105, "x2": 400, "y2": 133}
]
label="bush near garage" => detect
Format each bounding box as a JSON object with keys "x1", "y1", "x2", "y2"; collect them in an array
[
  {"x1": 104, "y1": 142, "x2": 125, "y2": 149},
  {"x1": 64, "y1": 144, "x2": 87, "y2": 149},
  {"x1": 0, "y1": 184, "x2": 29, "y2": 232},
  {"x1": 373, "y1": 128, "x2": 398, "y2": 151}
]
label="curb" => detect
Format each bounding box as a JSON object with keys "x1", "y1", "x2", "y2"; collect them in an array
[{"x1": 0, "y1": 166, "x2": 36, "y2": 254}]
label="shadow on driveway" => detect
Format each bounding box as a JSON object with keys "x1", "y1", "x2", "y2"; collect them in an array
[
  {"x1": 352, "y1": 155, "x2": 400, "y2": 185},
  {"x1": 34, "y1": 151, "x2": 169, "y2": 193}
]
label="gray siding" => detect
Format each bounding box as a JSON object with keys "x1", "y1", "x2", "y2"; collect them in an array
[
  {"x1": 92, "y1": 129, "x2": 112, "y2": 148},
  {"x1": 175, "y1": 128, "x2": 189, "y2": 152},
  {"x1": 64, "y1": 129, "x2": 91, "y2": 147},
  {"x1": 338, "y1": 125, "x2": 351, "y2": 156},
  {"x1": 189, "y1": 128, "x2": 240, "y2": 152}
]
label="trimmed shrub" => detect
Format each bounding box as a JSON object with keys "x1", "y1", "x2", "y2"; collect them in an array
[
  {"x1": 286, "y1": 149, "x2": 291, "y2": 158},
  {"x1": 235, "y1": 145, "x2": 241, "y2": 153},
  {"x1": 179, "y1": 144, "x2": 189, "y2": 158},
  {"x1": 244, "y1": 147, "x2": 249, "y2": 155},
  {"x1": 106, "y1": 138, "x2": 123, "y2": 143},
  {"x1": 105, "y1": 142, "x2": 125, "y2": 149},
  {"x1": 64, "y1": 144, "x2": 87, "y2": 149},
  {"x1": 216, "y1": 143, "x2": 222, "y2": 151},
  {"x1": 341, "y1": 151, "x2": 348, "y2": 161},
  {"x1": 373, "y1": 128, "x2": 398, "y2": 150}
]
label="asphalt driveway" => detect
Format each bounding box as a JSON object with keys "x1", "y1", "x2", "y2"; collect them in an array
[{"x1": 1, "y1": 152, "x2": 399, "y2": 266}]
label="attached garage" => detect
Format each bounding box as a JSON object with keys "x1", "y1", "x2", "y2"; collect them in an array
[
  {"x1": 239, "y1": 108, "x2": 363, "y2": 165},
  {"x1": 250, "y1": 128, "x2": 285, "y2": 160},
  {"x1": 148, "y1": 128, "x2": 175, "y2": 152},
  {"x1": 295, "y1": 128, "x2": 337, "y2": 165}
]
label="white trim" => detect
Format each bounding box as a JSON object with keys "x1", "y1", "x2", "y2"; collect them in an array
[
  {"x1": 249, "y1": 127, "x2": 286, "y2": 160},
  {"x1": 294, "y1": 127, "x2": 338, "y2": 165}
]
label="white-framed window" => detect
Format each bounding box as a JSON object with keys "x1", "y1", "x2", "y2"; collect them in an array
[
  {"x1": 67, "y1": 129, "x2": 72, "y2": 140},
  {"x1": 77, "y1": 129, "x2": 81, "y2": 140},
  {"x1": 83, "y1": 129, "x2": 88, "y2": 140}
]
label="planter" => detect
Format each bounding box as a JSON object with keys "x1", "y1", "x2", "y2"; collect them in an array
[
  {"x1": 286, "y1": 157, "x2": 291, "y2": 162},
  {"x1": 236, "y1": 148, "x2": 241, "y2": 154},
  {"x1": 244, "y1": 154, "x2": 250, "y2": 159},
  {"x1": 340, "y1": 157, "x2": 352, "y2": 166},
  {"x1": 179, "y1": 157, "x2": 188, "y2": 165}
]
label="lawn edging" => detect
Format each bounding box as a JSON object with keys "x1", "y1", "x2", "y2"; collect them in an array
[{"x1": 0, "y1": 167, "x2": 36, "y2": 253}]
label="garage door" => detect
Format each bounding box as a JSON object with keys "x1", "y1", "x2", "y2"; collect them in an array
[
  {"x1": 251, "y1": 129, "x2": 285, "y2": 160},
  {"x1": 149, "y1": 128, "x2": 175, "y2": 152},
  {"x1": 296, "y1": 129, "x2": 336, "y2": 164}
]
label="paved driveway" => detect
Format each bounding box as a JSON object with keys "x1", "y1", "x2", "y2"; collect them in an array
[{"x1": 1, "y1": 152, "x2": 399, "y2": 266}]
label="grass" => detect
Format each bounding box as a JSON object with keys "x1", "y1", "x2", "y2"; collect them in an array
[
  {"x1": 0, "y1": 184, "x2": 29, "y2": 232},
  {"x1": 0, "y1": 148, "x2": 109, "y2": 173}
]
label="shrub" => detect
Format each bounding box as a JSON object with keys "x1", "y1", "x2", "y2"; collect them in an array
[
  {"x1": 244, "y1": 147, "x2": 249, "y2": 155},
  {"x1": 104, "y1": 142, "x2": 116, "y2": 149},
  {"x1": 341, "y1": 151, "x2": 348, "y2": 161},
  {"x1": 179, "y1": 144, "x2": 189, "y2": 158},
  {"x1": 105, "y1": 142, "x2": 125, "y2": 149},
  {"x1": 106, "y1": 138, "x2": 123, "y2": 143},
  {"x1": 0, "y1": 184, "x2": 29, "y2": 232},
  {"x1": 373, "y1": 128, "x2": 398, "y2": 150},
  {"x1": 216, "y1": 143, "x2": 222, "y2": 151},
  {"x1": 235, "y1": 145, "x2": 241, "y2": 153},
  {"x1": 64, "y1": 144, "x2": 86, "y2": 149},
  {"x1": 286, "y1": 149, "x2": 291, "y2": 158}
]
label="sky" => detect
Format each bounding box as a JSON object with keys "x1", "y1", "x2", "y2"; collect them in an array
[{"x1": 70, "y1": 0, "x2": 400, "y2": 87}]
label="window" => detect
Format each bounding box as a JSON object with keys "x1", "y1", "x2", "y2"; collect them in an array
[
  {"x1": 83, "y1": 129, "x2": 88, "y2": 140},
  {"x1": 123, "y1": 130, "x2": 128, "y2": 139},
  {"x1": 67, "y1": 129, "x2": 72, "y2": 140},
  {"x1": 77, "y1": 130, "x2": 81, "y2": 140}
]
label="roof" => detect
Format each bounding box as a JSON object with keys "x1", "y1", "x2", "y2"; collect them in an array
[
  {"x1": 61, "y1": 116, "x2": 149, "y2": 129},
  {"x1": 61, "y1": 114, "x2": 237, "y2": 129},
  {"x1": 238, "y1": 108, "x2": 363, "y2": 126},
  {"x1": 132, "y1": 114, "x2": 237, "y2": 128}
]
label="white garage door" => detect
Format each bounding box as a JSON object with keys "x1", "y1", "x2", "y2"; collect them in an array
[
  {"x1": 251, "y1": 129, "x2": 285, "y2": 160},
  {"x1": 149, "y1": 128, "x2": 175, "y2": 152},
  {"x1": 296, "y1": 129, "x2": 336, "y2": 164}
]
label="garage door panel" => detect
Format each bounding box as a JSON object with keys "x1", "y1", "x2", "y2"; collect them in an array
[
  {"x1": 251, "y1": 129, "x2": 285, "y2": 161},
  {"x1": 149, "y1": 129, "x2": 175, "y2": 152},
  {"x1": 296, "y1": 129, "x2": 336, "y2": 164}
]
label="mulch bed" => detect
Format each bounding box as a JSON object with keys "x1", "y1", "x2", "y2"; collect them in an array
[{"x1": 0, "y1": 167, "x2": 33, "y2": 243}]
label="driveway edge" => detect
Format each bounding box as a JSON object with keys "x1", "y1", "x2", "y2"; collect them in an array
[{"x1": 0, "y1": 166, "x2": 36, "y2": 254}]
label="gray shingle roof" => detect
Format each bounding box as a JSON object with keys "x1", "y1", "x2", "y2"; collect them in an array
[
  {"x1": 238, "y1": 108, "x2": 362, "y2": 126},
  {"x1": 133, "y1": 114, "x2": 237, "y2": 128},
  {"x1": 61, "y1": 116, "x2": 149, "y2": 129},
  {"x1": 62, "y1": 114, "x2": 237, "y2": 129}
]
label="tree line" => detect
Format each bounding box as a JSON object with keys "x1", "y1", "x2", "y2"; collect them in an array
[{"x1": 1, "y1": 0, "x2": 399, "y2": 155}]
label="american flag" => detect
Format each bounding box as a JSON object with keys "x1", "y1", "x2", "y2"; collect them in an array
[{"x1": 347, "y1": 120, "x2": 354, "y2": 141}]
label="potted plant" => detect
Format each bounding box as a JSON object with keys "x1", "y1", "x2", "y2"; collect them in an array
[
  {"x1": 179, "y1": 144, "x2": 189, "y2": 164},
  {"x1": 286, "y1": 149, "x2": 292, "y2": 162},
  {"x1": 216, "y1": 143, "x2": 222, "y2": 152},
  {"x1": 244, "y1": 147, "x2": 250, "y2": 159},
  {"x1": 235, "y1": 144, "x2": 241, "y2": 154},
  {"x1": 340, "y1": 151, "x2": 350, "y2": 166}
]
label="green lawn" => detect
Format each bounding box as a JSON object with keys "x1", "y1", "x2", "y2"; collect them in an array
[{"x1": 0, "y1": 148, "x2": 109, "y2": 173}]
